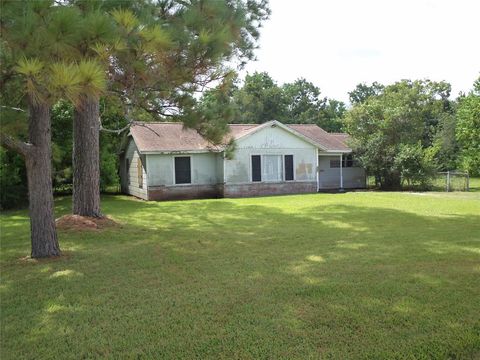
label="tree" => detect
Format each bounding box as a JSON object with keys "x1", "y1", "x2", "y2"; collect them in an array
[
  {"x1": 348, "y1": 81, "x2": 384, "y2": 105},
  {"x1": 431, "y1": 112, "x2": 459, "y2": 171},
  {"x1": 394, "y1": 143, "x2": 436, "y2": 188},
  {"x1": 282, "y1": 78, "x2": 325, "y2": 123},
  {"x1": 232, "y1": 71, "x2": 286, "y2": 123},
  {"x1": 0, "y1": 2, "x2": 107, "y2": 257},
  {"x1": 321, "y1": 99, "x2": 346, "y2": 132},
  {"x1": 456, "y1": 91, "x2": 480, "y2": 176},
  {"x1": 345, "y1": 81, "x2": 429, "y2": 189},
  {"x1": 66, "y1": 0, "x2": 270, "y2": 217}
]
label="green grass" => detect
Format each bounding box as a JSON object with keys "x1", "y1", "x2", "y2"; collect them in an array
[
  {"x1": 1, "y1": 192, "x2": 480, "y2": 359},
  {"x1": 469, "y1": 177, "x2": 480, "y2": 192}
]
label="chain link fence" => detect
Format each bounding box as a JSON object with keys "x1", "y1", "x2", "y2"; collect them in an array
[
  {"x1": 366, "y1": 171, "x2": 470, "y2": 191},
  {"x1": 432, "y1": 171, "x2": 470, "y2": 192}
]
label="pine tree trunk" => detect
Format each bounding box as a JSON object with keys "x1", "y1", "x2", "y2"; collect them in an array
[
  {"x1": 26, "y1": 100, "x2": 60, "y2": 258},
  {"x1": 73, "y1": 96, "x2": 101, "y2": 217}
]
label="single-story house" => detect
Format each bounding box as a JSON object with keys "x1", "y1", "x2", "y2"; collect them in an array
[{"x1": 119, "y1": 120, "x2": 366, "y2": 200}]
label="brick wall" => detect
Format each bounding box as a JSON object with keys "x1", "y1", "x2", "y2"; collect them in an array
[
  {"x1": 148, "y1": 184, "x2": 222, "y2": 201},
  {"x1": 223, "y1": 182, "x2": 317, "y2": 198},
  {"x1": 148, "y1": 182, "x2": 317, "y2": 200}
]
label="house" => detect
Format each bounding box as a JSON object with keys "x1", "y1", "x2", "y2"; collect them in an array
[{"x1": 119, "y1": 120, "x2": 366, "y2": 200}]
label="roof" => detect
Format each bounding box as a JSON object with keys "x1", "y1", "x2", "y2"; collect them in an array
[
  {"x1": 287, "y1": 125, "x2": 351, "y2": 152},
  {"x1": 128, "y1": 121, "x2": 351, "y2": 153},
  {"x1": 129, "y1": 122, "x2": 218, "y2": 153}
]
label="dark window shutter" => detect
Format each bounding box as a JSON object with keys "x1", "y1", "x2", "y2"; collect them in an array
[
  {"x1": 175, "y1": 157, "x2": 191, "y2": 184},
  {"x1": 252, "y1": 155, "x2": 261, "y2": 182},
  {"x1": 285, "y1": 155, "x2": 294, "y2": 181}
]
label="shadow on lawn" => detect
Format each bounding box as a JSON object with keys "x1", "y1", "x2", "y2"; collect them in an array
[{"x1": 1, "y1": 195, "x2": 479, "y2": 358}]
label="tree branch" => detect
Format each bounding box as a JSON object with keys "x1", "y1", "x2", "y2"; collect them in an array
[
  {"x1": 98, "y1": 117, "x2": 133, "y2": 135},
  {"x1": 0, "y1": 133, "x2": 32, "y2": 157},
  {"x1": 0, "y1": 105, "x2": 26, "y2": 113}
]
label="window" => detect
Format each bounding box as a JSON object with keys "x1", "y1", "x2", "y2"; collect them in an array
[
  {"x1": 251, "y1": 155, "x2": 261, "y2": 182},
  {"x1": 284, "y1": 155, "x2": 294, "y2": 181},
  {"x1": 126, "y1": 159, "x2": 130, "y2": 185},
  {"x1": 330, "y1": 159, "x2": 341, "y2": 168},
  {"x1": 251, "y1": 155, "x2": 285, "y2": 182},
  {"x1": 263, "y1": 155, "x2": 283, "y2": 182},
  {"x1": 174, "y1": 156, "x2": 191, "y2": 184},
  {"x1": 138, "y1": 157, "x2": 143, "y2": 189}
]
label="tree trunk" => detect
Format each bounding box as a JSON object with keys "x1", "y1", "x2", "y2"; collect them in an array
[
  {"x1": 381, "y1": 173, "x2": 402, "y2": 190},
  {"x1": 73, "y1": 96, "x2": 101, "y2": 217},
  {"x1": 26, "y1": 100, "x2": 60, "y2": 258}
]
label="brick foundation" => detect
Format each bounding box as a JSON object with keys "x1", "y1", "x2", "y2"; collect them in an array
[
  {"x1": 147, "y1": 182, "x2": 318, "y2": 200},
  {"x1": 148, "y1": 184, "x2": 222, "y2": 201},
  {"x1": 223, "y1": 182, "x2": 317, "y2": 198}
]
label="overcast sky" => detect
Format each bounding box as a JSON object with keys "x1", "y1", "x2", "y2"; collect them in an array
[{"x1": 242, "y1": 0, "x2": 480, "y2": 103}]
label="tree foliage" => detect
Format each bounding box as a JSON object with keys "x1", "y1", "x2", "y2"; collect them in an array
[
  {"x1": 345, "y1": 80, "x2": 454, "y2": 189},
  {"x1": 201, "y1": 71, "x2": 346, "y2": 131},
  {"x1": 456, "y1": 92, "x2": 480, "y2": 176}
]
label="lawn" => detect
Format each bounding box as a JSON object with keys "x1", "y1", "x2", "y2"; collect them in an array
[{"x1": 1, "y1": 192, "x2": 479, "y2": 359}]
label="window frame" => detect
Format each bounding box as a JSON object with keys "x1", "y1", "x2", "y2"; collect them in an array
[
  {"x1": 330, "y1": 159, "x2": 341, "y2": 168},
  {"x1": 250, "y1": 154, "x2": 294, "y2": 183},
  {"x1": 173, "y1": 155, "x2": 192, "y2": 185}
]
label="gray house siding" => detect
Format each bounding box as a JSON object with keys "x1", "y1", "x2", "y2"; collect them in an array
[
  {"x1": 120, "y1": 139, "x2": 148, "y2": 200},
  {"x1": 147, "y1": 152, "x2": 222, "y2": 200}
]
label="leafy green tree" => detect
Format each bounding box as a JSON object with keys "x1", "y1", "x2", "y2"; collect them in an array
[
  {"x1": 345, "y1": 81, "x2": 429, "y2": 189},
  {"x1": 282, "y1": 78, "x2": 325, "y2": 122},
  {"x1": 456, "y1": 91, "x2": 480, "y2": 176},
  {"x1": 232, "y1": 72, "x2": 286, "y2": 123},
  {"x1": 320, "y1": 99, "x2": 346, "y2": 132},
  {"x1": 394, "y1": 143, "x2": 436, "y2": 188},
  {"x1": 348, "y1": 82, "x2": 384, "y2": 105},
  {"x1": 431, "y1": 112, "x2": 459, "y2": 171}
]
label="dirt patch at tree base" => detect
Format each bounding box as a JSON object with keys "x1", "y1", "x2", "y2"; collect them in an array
[{"x1": 55, "y1": 215, "x2": 120, "y2": 231}]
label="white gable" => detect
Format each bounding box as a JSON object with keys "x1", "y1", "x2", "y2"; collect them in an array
[{"x1": 235, "y1": 123, "x2": 316, "y2": 150}]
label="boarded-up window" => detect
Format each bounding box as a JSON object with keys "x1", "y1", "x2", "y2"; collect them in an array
[
  {"x1": 175, "y1": 156, "x2": 191, "y2": 184},
  {"x1": 138, "y1": 157, "x2": 143, "y2": 188},
  {"x1": 126, "y1": 159, "x2": 130, "y2": 185},
  {"x1": 284, "y1": 155, "x2": 294, "y2": 181},
  {"x1": 251, "y1": 155, "x2": 261, "y2": 182}
]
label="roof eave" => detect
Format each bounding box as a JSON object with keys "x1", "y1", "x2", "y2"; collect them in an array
[{"x1": 139, "y1": 149, "x2": 222, "y2": 155}]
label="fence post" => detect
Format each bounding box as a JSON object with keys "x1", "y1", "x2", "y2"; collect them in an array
[
  {"x1": 446, "y1": 171, "x2": 450, "y2": 192},
  {"x1": 466, "y1": 173, "x2": 469, "y2": 192}
]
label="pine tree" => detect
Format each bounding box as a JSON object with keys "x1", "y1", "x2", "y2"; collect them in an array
[
  {"x1": 66, "y1": 0, "x2": 270, "y2": 217},
  {"x1": 0, "y1": 1, "x2": 83, "y2": 257},
  {"x1": 0, "y1": 1, "x2": 109, "y2": 256}
]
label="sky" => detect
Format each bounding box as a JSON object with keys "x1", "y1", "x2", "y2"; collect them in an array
[{"x1": 242, "y1": 0, "x2": 480, "y2": 103}]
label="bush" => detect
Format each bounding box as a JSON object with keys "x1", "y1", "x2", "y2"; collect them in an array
[
  {"x1": 0, "y1": 148, "x2": 28, "y2": 209},
  {"x1": 394, "y1": 143, "x2": 437, "y2": 189}
]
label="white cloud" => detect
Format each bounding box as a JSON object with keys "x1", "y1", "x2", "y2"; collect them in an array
[{"x1": 242, "y1": 0, "x2": 480, "y2": 103}]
